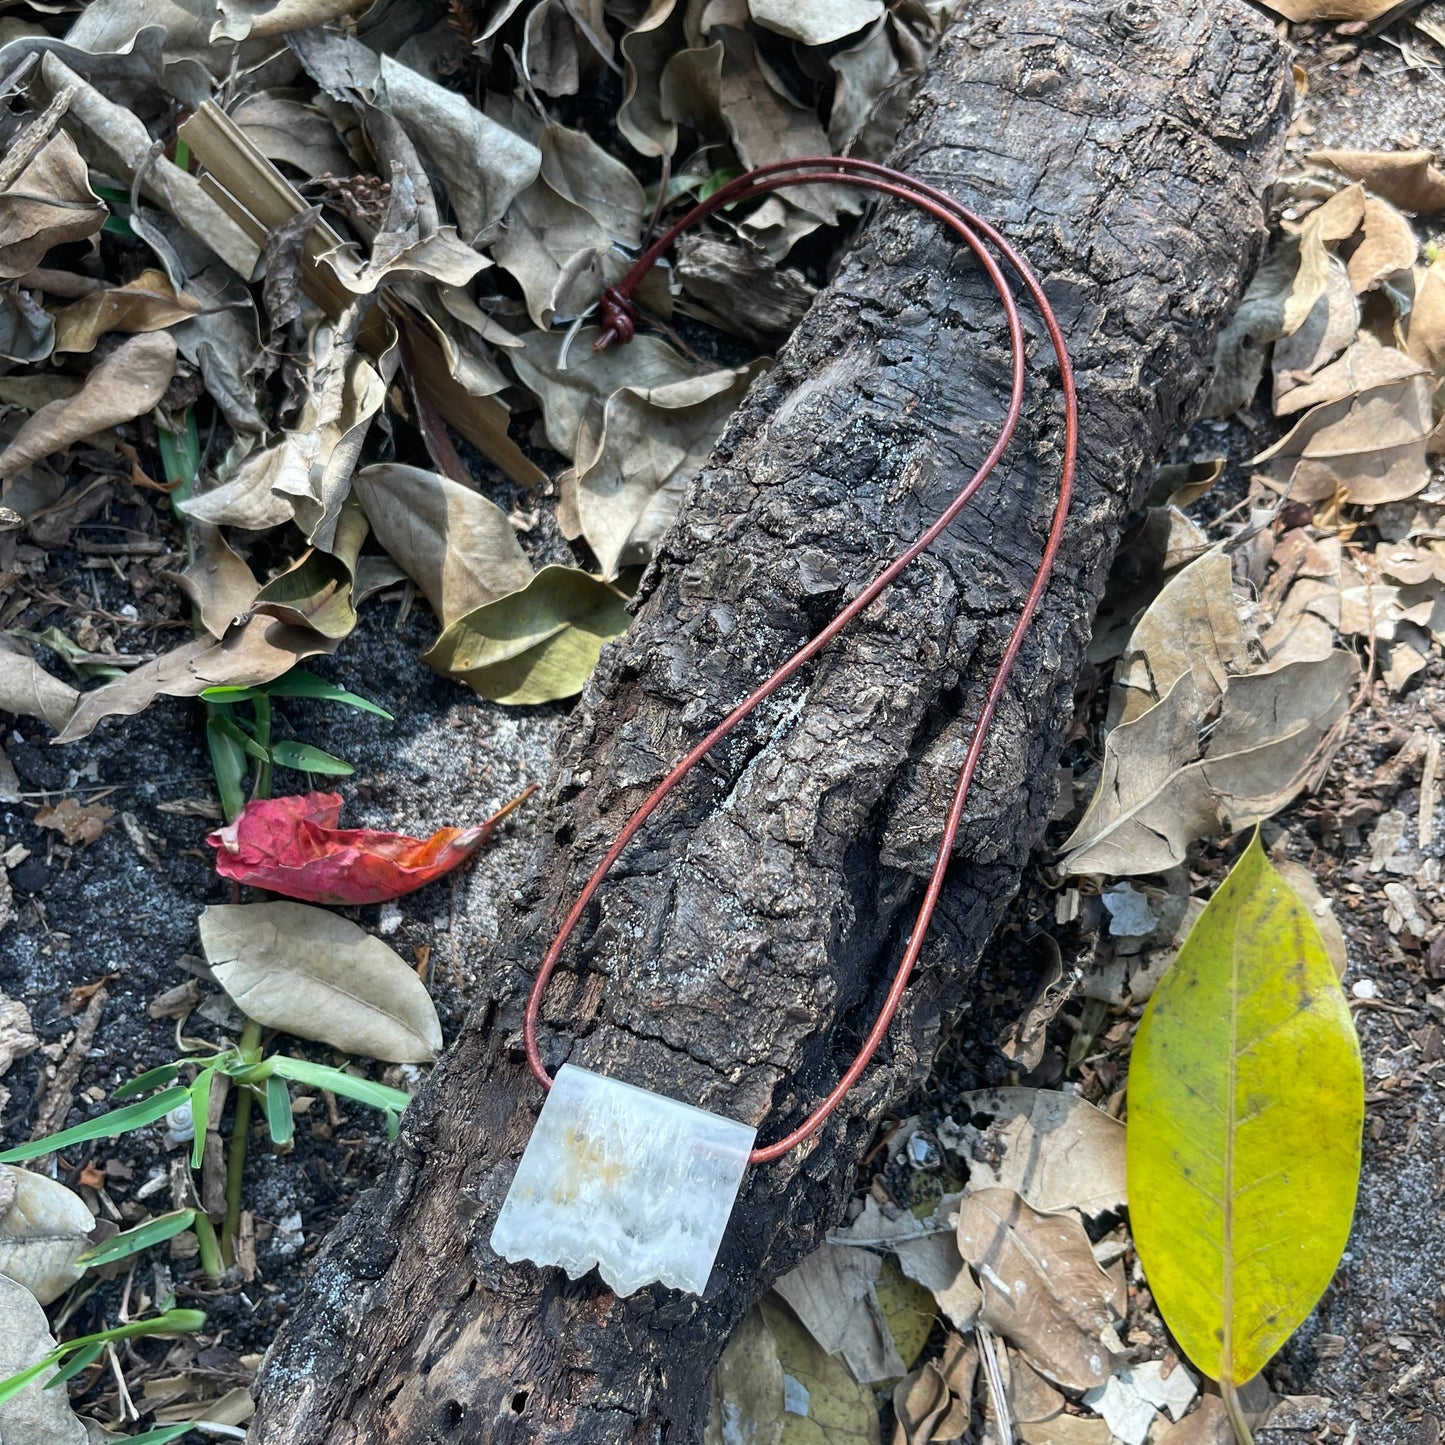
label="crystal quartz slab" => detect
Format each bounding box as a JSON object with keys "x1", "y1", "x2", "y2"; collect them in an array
[{"x1": 490, "y1": 1063, "x2": 757, "y2": 1297}]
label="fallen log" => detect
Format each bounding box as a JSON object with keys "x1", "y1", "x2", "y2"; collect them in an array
[{"x1": 250, "y1": 4, "x2": 1291, "y2": 1441}]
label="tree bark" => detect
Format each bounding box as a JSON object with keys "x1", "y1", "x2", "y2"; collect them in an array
[{"x1": 250, "y1": 4, "x2": 1290, "y2": 1441}]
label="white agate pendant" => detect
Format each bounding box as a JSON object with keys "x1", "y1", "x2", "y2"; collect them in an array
[{"x1": 490, "y1": 1063, "x2": 756, "y2": 1297}]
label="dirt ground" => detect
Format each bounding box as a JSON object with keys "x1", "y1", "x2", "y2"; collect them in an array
[{"x1": 3, "y1": 9, "x2": 1445, "y2": 1445}]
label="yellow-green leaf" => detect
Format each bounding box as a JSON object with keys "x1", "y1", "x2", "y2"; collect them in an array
[
  {"x1": 761, "y1": 1299, "x2": 879, "y2": 1444},
  {"x1": 423, "y1": 565, "x2": 630, "y2": 705},
  {"x1": 873, "y1": 1257, "x2": 935, "y2": 1371},
  {"x1": 1126, "y1": 834, "x2": 1363, "y2": 1386}
]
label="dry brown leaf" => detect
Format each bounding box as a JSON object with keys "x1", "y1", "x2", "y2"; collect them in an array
[
  {"x1": 181, "y1": 316, "x2": 387, "y2": 548},
  {"x1": 0, "y1": 130, "x2": 107, "y2": 280},
  {"x1": 749, "y1": 0, "x2": 883, "y2": 45},
  {"x1": 40, "y1": 54, "x2": 259, "y2": 278},
  {"x1": 34, "y1": 797, "x2": 115, "y2": 846},
  {"x1": 954, "y1": 1189, "x2": 1120, "y2": 1392},
  {"x1": 618, "y1": 0, "x2": 685, "y2": 158},
  {"x1": 891, "y1": 1362, "x2": 951, "y2": 1445},
  {"x1": 0, "y1": 636, "x2": 78, "y2": 731},
  {"x1": 0, "y1": 1275, "x2": 90, "y2": 1445},
  {"x1": 200, "y1": 901, "x2": 442, "y2": 1062},
  {"x1": 1407, "y1": 256, "x2": 1445, "y2": 372},
  {"x1": 0, "y1": 1166, "x2": 95, "y2": 1305},
  {"x1": 50, "y1": 269, "x2": 202, "y2": 354},
  {"x1": 172, "y1": 264, "x2": 265, "y2": 435},
  {"x1": 891, "y1": 1231, "x2": 982, "y2": 1333},
  {"x1": 772, "y1": 1241, "x2": 905, "y2": 1383},
  {"x1": 1259, "y1": 532, "x2": 1342, "y2": 665},
  {"x1": 954, "y1": 1088, "x2": 1126, "y2": 1217},
  {"x1": 1106, "y1": 550, "x2": 1244, "y2": 729},
  {"x1": 1310, "y1": 148, "x2": 1445, "y2": 214},
  {"x1": 352, "y1": 463, "x2": 533, "y2": 631},
  {"x1": 828, "y1": 16, "x2": 916, "y2": 158},
  {"x1": 54, "y1": 616, "x2": 336, "y2": 743},
  {"x1": 152, "y1": 1386, "x2": 255, "y2": 1427},
  {"x1": 1060, "y1": 648, "x2": 1359, "y2": 876},
  {"x1": 1273, "y1": 337, "x2": 1424, "y2": 418},
  {"x1": 165, "y1": 523, "x2": 260, "y2": 640},
  {"x1": 659, "y1": 43, "x2": 726, "y2": 150},
  {"x1": 492, "y1": 123, "x2": 644, "y2": 327},
  {"x1": 1257, "y1": 0, "x2": 1401, "y2": 17},
  {"x1": 1347, "y1": 195, "x2": 1416, "y2": 293},
  {"x1": 1282, "y1": 184, "x2": 1364, "y2": 338},
  {"x1": 322, "y1": 167, "x2": 489, "y2": 297},
  {"x1": 1155, "y1": 1396, "x2": 1231, "y2": 1445},
  {"x1": 0, "y1": 330, "x2": 176, "y2": 487},
  {"x1": 290, "y1": 29, "x2": 541, "y2": 243},
  {"x1": 1253, "y1": 374, "x2": 1436, "y2": 506},
  {"x1": 717, "y1": 26, "x2": 859, "y2": 242},
  {"x1": 510, "y1": 326, "x2": 702, "y2": 460},
  {"x1": 1202, "y1": 238, "x2": 1301, "y2": 417},
  {"x1": 1004, "y1": 1349, "x2": 1066, "y2": 1425},
  {"x1": 1271, "y1": 257, "x2": 1358, "y2": 414},
  {"x1": 0, "y1": 289, "x2": 56, "y2": 364},
  {"x1": 566, "y1": 360, "x2": 766, "y2": 577},
  {"x1": 231, "y1": 92, "x2": 355, "y2": 177},
  {"x1": 1018, "y1": 1415, "x2": 1112, "y2": 1445}
]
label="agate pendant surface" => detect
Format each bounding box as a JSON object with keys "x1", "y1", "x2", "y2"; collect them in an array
[{"x1": 490, "y1": 1063, "x2": 756, "y2": 1297}]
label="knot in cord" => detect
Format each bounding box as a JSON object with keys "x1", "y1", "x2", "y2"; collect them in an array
[{"x1": 595, "y1": 287, "x2": 640, "y2": 350}]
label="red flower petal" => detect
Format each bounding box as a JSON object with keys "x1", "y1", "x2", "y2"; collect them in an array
[{"x1": 207, "y1": 787, "x2": 535, "y2": 905}]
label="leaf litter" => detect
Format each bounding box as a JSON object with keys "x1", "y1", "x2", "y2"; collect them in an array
[{"x1": 0, "y1": 0, "x2": 1435, "y2": 1439}]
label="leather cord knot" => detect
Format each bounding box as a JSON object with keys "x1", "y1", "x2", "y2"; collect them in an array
[{"x1": 595, "y1": 287, "x2": 640, "y2": 350}]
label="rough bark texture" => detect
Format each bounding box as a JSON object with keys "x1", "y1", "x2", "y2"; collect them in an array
[{"x1": 250, "y1": 5, "x2": 1290, "y2": 1441}]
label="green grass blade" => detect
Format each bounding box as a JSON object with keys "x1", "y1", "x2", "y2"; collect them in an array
[
  {"x1": 47, "y1": 1341, "x2": 104, "y2": 1389},
  {"x1": 269, "y1": 740, "x2": 354, "y2": 776},
  {"x1": 188, "y1": 1069, "x2": 214, "y2": 1169},
  {"x1": 201, "y1": 672, "x2": 393, "y2": 719},
  {"x1": 0, "y1": 1086, "x2": 191, "y2": 1163},
  {"x1": 267, "y1": 1056, "x2": 413, "y2": 1115},
  {"x1": 262, "y1": 671, "x2": 393, "y2": 718},
  {"x1": 113, "y1": 1063, "x2": 181, "y2": 1100},
  {"x1": 0, "y1": 1358, "x2": 59, "y2": 1407},
  {"x1": 208, "y1": 714, "x2": 270, "y2": 764},
  {"x1": 264, "y1": 1075, "x2": 294, "y2": 1147},
  {"x1": 78, "y1": 1210, "x2": 198, "y2": 1268},
  {"x1": 205, "y1": 713, "x2": 249, "y2": 823}
]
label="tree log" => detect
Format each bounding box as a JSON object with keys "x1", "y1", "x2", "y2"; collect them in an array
[{"x1": 250, "y1": 4, "x2": 1290, "y2": 1441}]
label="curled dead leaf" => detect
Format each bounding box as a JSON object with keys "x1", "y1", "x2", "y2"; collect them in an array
[
  {"x1": 1253, "y1": 373, "x2": 1437, "y2": 507},
  {"x1": 0, "y1": 1274, "x2": 90, "y2": 1444},
  {"x1": 0, "y1": 636, "x2": 78, "y2": 731},
  {"x1": 0, "y1": 331, "x2": 177, "y2": 487},
  {"x1": 954, "y1": 1188, "x2": 1121, "y2": 1392},
  {"x1": 954, "y1": 1088, "x2": 1126, "y2": 1217},
  {"x1": 54, "y1": 616, "x2": 337, "y2": 744},
  {"x1": 0, "y1": 1165, "x2": 95, "y2": 1304},
  {"x1": 352, "y1": 463, "x2": 533, "y2": 630},
  {"x1": 50, "y1": 269, "x2": 202, "y2": 354},
  {"x1": 424, "y1": 566, "x2": 631, "y2": 706},
  {"x1": 1310, "y1": 148, "x2": 1445, "y2": 214},
  {"x1": 0, "y1": 131, "x2": 107, "y2": 280}
]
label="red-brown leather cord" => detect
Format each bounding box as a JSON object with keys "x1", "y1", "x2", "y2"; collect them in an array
[{"x1": 524, "y1": 157, "x2": 1079, "y2": 1166}]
